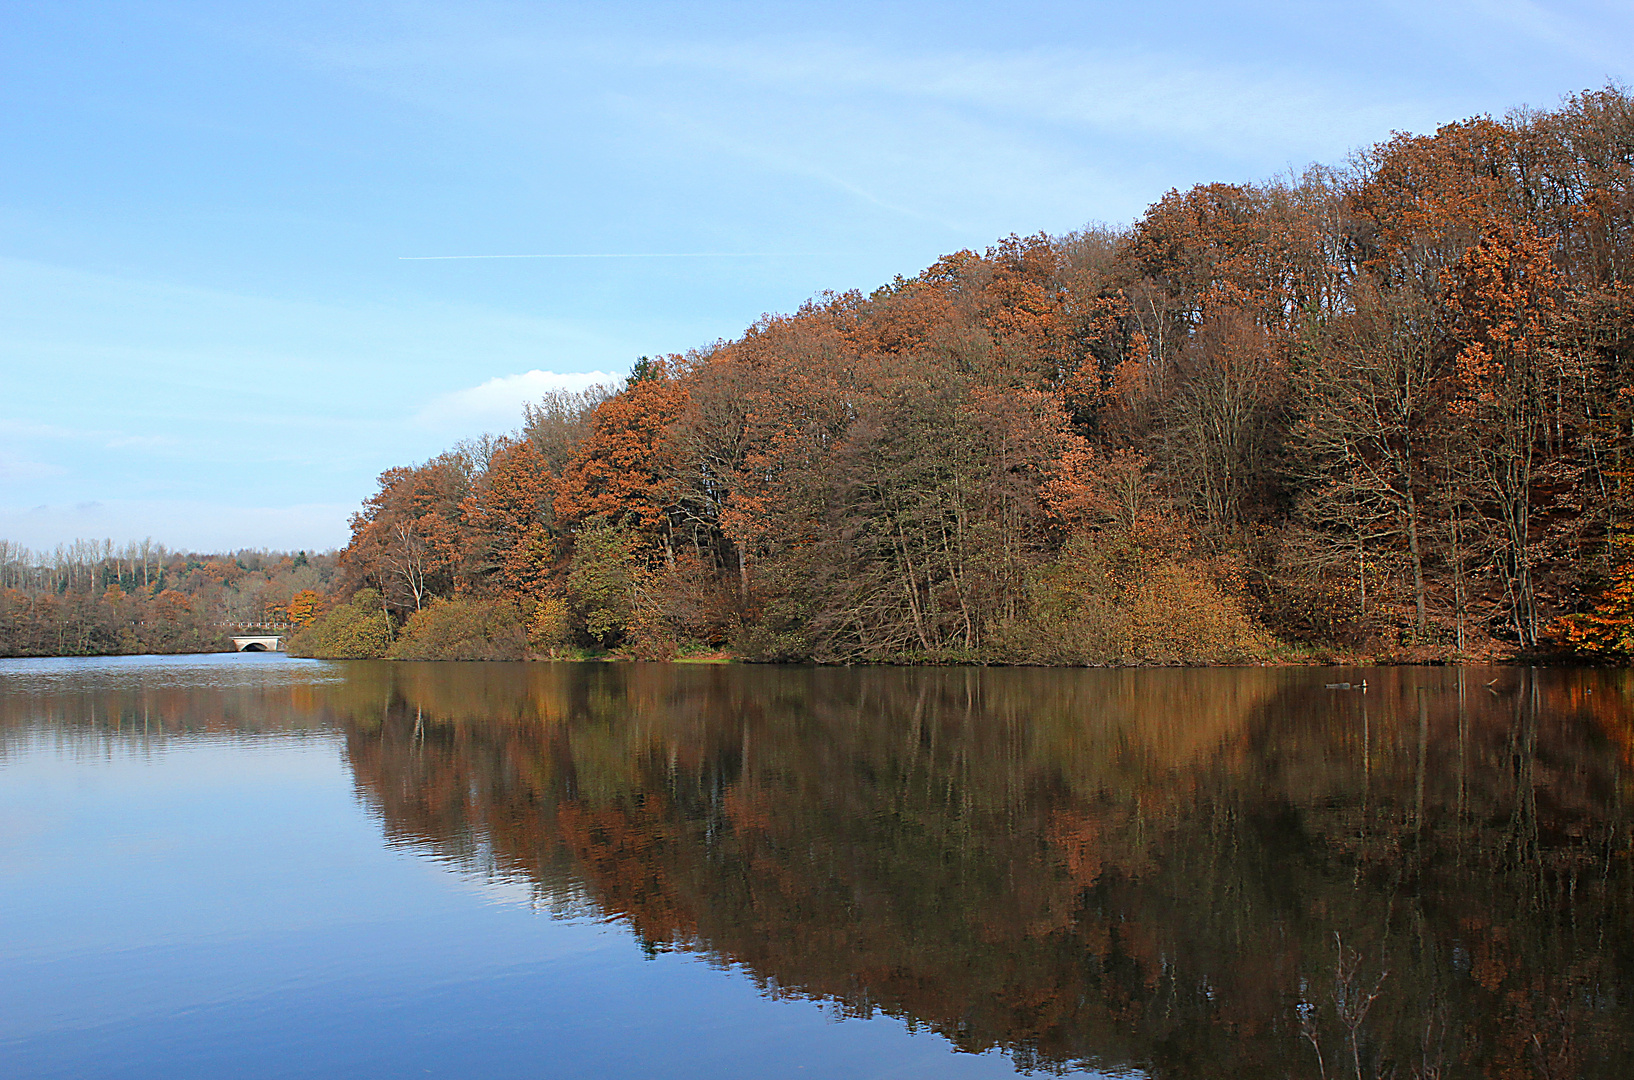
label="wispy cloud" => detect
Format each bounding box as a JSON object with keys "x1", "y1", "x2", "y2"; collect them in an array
[
  {"x1": 1378, "y1": 0, "x2": 1632, "y2": 71},
  {"x1": 0, "y1": 454, "x2": 66, "y2": 482},
  {"x1": 398, "y1": 253, "x2": 787, "y2": 260},
  {"x1": 0, "y1": 413, "x2": 178, "y2": 460},
  {"x1": 304, "y1": 23, "x2": 1422, "y2": 154},
  {"x1": 105, "y1": 434, "x2": 181, "y2": 450},
  {"x1": 0, "y1": 419, "x2": 89, "y2": 440},
  {"x1": 289, "y1": 21, "x2": 1466, "y2": 242},
  {"x1": 620, "y1": 38, "x2": 1420, "y2": 160}
]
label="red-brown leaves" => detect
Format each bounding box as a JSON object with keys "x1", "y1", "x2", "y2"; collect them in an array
[
  {"x1": 554, "y1": 362, "x2": 691, "y2": 538},
  {"x1": 343, "y1": 453, "x2": 472, "y2": 611},
  {"x1": 1350, "y1": 117, "x2": 1516, "y2": 278},
  {"x1": 461, "y1": 439, "x2": 556, "y2": 598},
  {"x1": 1445, "y1": 223, "x2": 1563, "y2": 415}
]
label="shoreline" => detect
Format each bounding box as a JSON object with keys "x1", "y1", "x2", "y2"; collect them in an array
[{"x1": 2, "y1": 649, "x2": 1605, "y2": 668}]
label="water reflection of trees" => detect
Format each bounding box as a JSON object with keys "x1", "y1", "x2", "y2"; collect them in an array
[
  {"x1": 0, "y1": 662, "x2": 336, "y2": 755},
  {"x1": 326, "y1": 664, "x2": 1634, "y2": 1078}
]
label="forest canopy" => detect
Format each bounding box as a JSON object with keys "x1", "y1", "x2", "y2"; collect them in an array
[{"x1": 312, "y1": 88, "x2": 1634, "y2": 664}]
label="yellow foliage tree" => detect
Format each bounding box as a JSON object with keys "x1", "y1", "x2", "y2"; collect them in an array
[
  {"x1": 1552, "y1": 552, "x2": 1634, "y2": 658},
  {"x1": 287, "y1": 589, "x2": 323, "y2": 628}
]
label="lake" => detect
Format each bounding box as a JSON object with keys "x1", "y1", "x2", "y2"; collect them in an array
[{"x1": 1, "y1": 655, "x2": 1630, "y2": 1078}]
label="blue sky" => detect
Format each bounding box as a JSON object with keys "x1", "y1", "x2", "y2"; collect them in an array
[{"x1": 3, "y1": 1, "x2": 1629, "y2": 552}]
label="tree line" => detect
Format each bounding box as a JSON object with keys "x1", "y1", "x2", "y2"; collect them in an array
[
  {"x1": 0, "y1": 541, "x2": 337, "y2": 657},
  {"x1": 300, "y1": 87, "x2": 1634, "y2": 662}
]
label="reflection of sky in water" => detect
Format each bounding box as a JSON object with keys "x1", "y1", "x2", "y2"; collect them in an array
[
  {"x1": 0, "y1": 652, "x2": 343, "y2": 691},
  {"x1": 0, "y1": 655, "x2": 1099, "y2": 1079}
]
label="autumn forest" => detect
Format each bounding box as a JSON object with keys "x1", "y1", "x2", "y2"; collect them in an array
[
  {"x1": 0, "y1": 540, "x2": 336, "y2": 658},
  {"x1": 10, "y1": 88, "x2": 1634, "y2": 664}
]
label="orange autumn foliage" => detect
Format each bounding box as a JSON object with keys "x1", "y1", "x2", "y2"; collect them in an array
[{"x1": 554, "y1": 362, "x2": 691, "y2": 540}]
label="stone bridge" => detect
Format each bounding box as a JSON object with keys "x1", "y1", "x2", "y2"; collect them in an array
[{"x1": 231, "y1": 636, "x2": 284, "y2": 652}]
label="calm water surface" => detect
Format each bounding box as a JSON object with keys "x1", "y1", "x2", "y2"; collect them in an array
[{"x1": 2, "y1": 655, "x2": 1631, "y2": 1078}]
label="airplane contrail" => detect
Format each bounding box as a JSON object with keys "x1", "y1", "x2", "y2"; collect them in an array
[{"x1": 398, "y1": 252, "x2": 781, "y2": 260}]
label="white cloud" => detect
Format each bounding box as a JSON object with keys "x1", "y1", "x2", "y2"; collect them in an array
[
  {"x1": 0, "y1": 419, "x2": 86, "y2": 439},
  {"x1": 416, "y1": 369, "x2": 622, "y2": 435}
]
